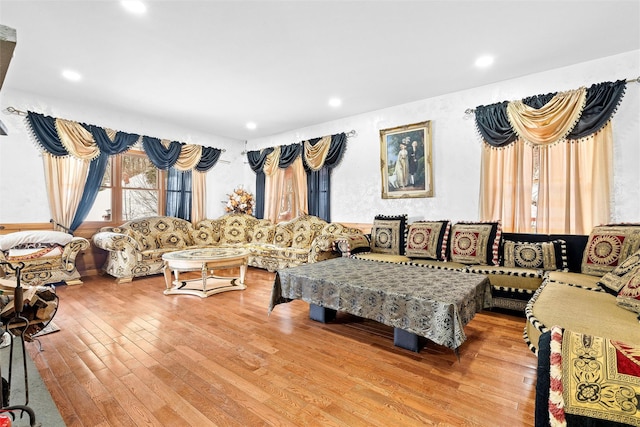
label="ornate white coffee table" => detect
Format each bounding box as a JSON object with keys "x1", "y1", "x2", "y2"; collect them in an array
[{"x1": 162, "y1": 247, "x2": 249, "y2": 298}]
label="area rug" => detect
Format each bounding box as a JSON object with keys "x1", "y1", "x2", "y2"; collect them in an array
[{"x1": 0, "y1": 342, "x2": 65, "y2": 426}]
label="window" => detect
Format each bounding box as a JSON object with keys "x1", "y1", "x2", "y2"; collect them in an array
[{"x1": 84, "y1": 150, "x2": 165, "y2": 223}]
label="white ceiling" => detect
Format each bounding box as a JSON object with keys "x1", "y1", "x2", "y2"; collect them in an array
[{"x1": 1, "y1": 0, "x2": 639, "y2": 142}]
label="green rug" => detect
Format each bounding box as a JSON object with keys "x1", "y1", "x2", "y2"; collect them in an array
[{"x1": 0, "y1": 337, "x2": 65, "y2": 427}]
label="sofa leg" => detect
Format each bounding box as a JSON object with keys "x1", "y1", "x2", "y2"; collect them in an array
[
  {"x1": 65, "y1": 279, "x2": 84, "y2": 286},
  {"x1": 115, "y1": 277, "x2": 133, "y2": 284}
]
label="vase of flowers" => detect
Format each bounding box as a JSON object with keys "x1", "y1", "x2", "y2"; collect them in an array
[{"x1": 225, "y1": 186, "x2": 254, "y2": 215}]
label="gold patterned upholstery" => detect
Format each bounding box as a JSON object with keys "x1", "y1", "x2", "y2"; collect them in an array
[{"x1": 93, "y1": 214, "x2": 364, "y2": 280}]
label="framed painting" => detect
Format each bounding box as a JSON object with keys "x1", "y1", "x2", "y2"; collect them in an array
[{"x1": 380, "y1": 120, "x2": 433, "y2": 199}]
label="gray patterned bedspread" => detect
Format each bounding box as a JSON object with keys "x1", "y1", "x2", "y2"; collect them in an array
[{"x1": 269, "y1": 257, "x2": 491, "y2": 350}]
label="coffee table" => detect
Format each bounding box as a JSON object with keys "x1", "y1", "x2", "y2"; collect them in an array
[
  {"x1": 270, "y1": 257, "x2": 490, "y2": 353},
  {"x1": 162, "y1": 247, "x2": 249, "y2": 298}
]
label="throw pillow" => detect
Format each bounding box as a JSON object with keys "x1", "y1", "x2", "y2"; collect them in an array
[
  {"x1": 615, "y1": 265, "x2": 640, "y2": 314},
  {"x1": 502, "y1": 240, "x2": 567, "y2": 271},
  {"x1": 155, "y1": 232, "x2": 189, "y2": 249},
  {"x1": 598, "y1": 249, "x2": 640, "y2": 295},
  {"x1": 370, "y1": 214, "x2": 408, "y2": 255},
  {"x1": 449, "y1": 221, "x2": 501, "y2": 266},
  {"x1": 405, "y1": 220, "x2": 451, "y2": 260},
  {"x1": 252, "y1": 222, "x2": 276, "y2": 244},
  {"x1": 581, "y1": 224, "x2": 640, "y2": 276},
  {"x1": 0, "y1": 230, "x2": 73, "y2": 251},
  {"x1": 190, "y1": 226, "x2": 220, "y2": 246},
  {"x1": 274, "y1": 226, "x2": 293, "y2": 248}
]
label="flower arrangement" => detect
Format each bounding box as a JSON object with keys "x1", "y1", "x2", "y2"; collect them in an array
[{"x1": 225, "y1": 186, "x2": 254, "y2": 215}]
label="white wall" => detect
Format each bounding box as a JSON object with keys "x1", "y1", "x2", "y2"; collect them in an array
[
  {"x1": 0, "y1": 88, "x2": 244, "y2": 223},
  {"x1": 246, "y1": 50, "x2": 640, "y2": 225},
  {"x1": 1, "y1": 50, "x2": 638, "y2": 226}
]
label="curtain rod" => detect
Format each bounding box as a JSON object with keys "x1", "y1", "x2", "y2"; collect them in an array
[
  {"x1": 3, "y1": 106, "x2": 227, "y2": 154},
  {"x1": 464, "y1": 76, "x2": 640, "y2": 115}
]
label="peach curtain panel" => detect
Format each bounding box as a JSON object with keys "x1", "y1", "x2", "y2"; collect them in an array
[
  {"x1": 191, "y1": 170, "x2": 207, "y2": 224},
  {"x1": 479, "y1": 139, "x2": 534, "y2": 232},
  {"x1": 264, "y1": 156, "x2": 308, "y2": 223},
  {"x1": 479, "y1": 85, "x2": 616, "y2": 234},
  {"x1": 43, "y1": 153, "x2": 90, "y2": 231},
  {"x1": 536, "y1": 123, "x2": 613, "y2": 234}
]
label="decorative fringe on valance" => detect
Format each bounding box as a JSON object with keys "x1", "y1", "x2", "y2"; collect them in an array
[
  {"x1": 246, "y1": 132, "x2": 348, "y2": 174},
  {"x1": 474, "y1": 79, "x2": 627, "y2": 149},
  {"x1": 25, "y1": 111, "x2": 223, "y2": 172}
]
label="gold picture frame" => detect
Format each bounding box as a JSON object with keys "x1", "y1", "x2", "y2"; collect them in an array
[{"x1": 380, "y1": 121, "x2": 433, "y2": 199}]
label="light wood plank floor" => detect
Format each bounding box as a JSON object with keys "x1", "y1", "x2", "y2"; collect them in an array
[{"x1": 27, "y1": 267, "x2": 538, "y2": 426}]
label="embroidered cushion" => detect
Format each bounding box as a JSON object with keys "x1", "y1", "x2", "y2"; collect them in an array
[
  {"x1": 405, "y1": 220, "x2": 450, "y2": 260},
  {"x1": 598, "y1": 249, "x2": 640, "y2": 295},
  {"x1": 252, "y1": 222, "x2": 276, "y2": 244},
  {"x1": 582, "y1": 224, "x2": 640, "y2": 276},
  {"x1": 156, "y1": 232, "x2": 189, "y2": 249},
  {"x1": 370, "y1": 214, "x2": 408, "y2": 255},
  {"x1": 449, "y1": 221, "x2": 501, "y2": 266},
  {"x1": 290, "y1": 216, "x2": 327, "y2": 249},
  {"x1": 190, "y1": 226, "x2": 220, "y2": 246},
  {"x1": 220, "y1": 216, "x2": 251, "y2": 244},
  {"x1": 274, "y1": 226, "x2": 293, "y2": 248},
  {"x1": 615, "y1": 265, "x2": 640, "y2": 314},
  {"x1": 502, "y1": 240, "x2": 567, "y2": 271}
]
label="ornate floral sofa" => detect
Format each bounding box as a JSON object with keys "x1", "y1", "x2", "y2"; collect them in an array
[
  {"x1": 0, "y1": 230, "x2": 90, "y2": 286},
  {"x1": 92, "y1": 214, "x2": 363, "y2": 283}
]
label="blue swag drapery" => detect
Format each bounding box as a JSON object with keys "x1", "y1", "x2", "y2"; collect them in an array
[
  {"x1": 474, "y1": 79, "x2": 627, "y2": 147},
  {"x1": 26, "y1": 112, "x2": 222, "y2": 229},
  {"x1": 247, "y1": 132, "x2": 347, "y2": 221}
]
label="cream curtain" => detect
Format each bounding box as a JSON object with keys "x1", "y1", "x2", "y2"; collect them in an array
[
  {"x1": 55, "y1": 118, "x2": 101, "y2": 160},
  {"x1": 43, "y1": 153, "x2": 90, "y2": 231},
  {"x1": 303, "y1": 135, "x2": 331, "y2": 171},
  {"x1": 506, "y1": 88, "x2": 587, "y2": 146},
  {"x1": 479, "y1": 139, "x2": 534, "y2": 232},
  {"x1": 536, "y1": 123, "x2": 612, "y2": 234},
  {"x1": 481, "y1": 86, "x2": 612, "y2": 234},
  {"x1": 191, "y1": 170, "x2": 207, "y2": 224},
  {"x1": 264, "y1": 156, "x2": 308, "y2": 223},
  {"x1": 174, "y1": 144, "x2": 202, "y2": 171}
]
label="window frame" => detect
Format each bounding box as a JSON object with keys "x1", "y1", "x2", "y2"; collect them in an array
[{"x1": 78, "y1": 149, "x2": 166, "y2": 230}]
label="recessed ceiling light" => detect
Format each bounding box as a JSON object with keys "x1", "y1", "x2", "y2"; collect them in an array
[
  {"x1": 246, "y1": 122, "x2": 257, "y2": 130},
  {"x1": 328, "y1": 98, "x2": 342, "y2": 108},
  {"x1": 475, "y1": 55, "x2": 494, "y2": 68},
  {"x1": 121, "y1": 0, "x2": 147, "y2": 15},
  {"x1": 62, "y1": 69, "x2": 82, "y2": 82}
]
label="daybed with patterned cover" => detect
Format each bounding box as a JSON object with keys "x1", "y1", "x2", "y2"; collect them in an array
[
  {"x1": 92, "y1": 214, "x2": 364, "y2": 283},
  {"x1": 336, "y1": 214, "x2": 584, "y2": 312},
  {"x1": 524, "y1": 224, "x2": 640, "y2": 355},
  {"x1": 0, "y1": 230, "x2": 90, "y2": 286}
]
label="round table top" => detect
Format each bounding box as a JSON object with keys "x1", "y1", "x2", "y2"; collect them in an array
[{"x1": 162, "y1": 247, "x2": 249, "y2": 262}]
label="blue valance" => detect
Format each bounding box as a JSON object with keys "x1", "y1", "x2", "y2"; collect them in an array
[
  {"x1": 475, "y1": 79, "x2": 627, "y2": 147},
  {"x1": 25, "y1": 112, "x2": 69, "y2": 156},
  {"x1": 142, "y1": 136, "x2": 183, "y2": 170},
  {"x1": 25, "y1": 111, "x2": 223, "y2": 172}
]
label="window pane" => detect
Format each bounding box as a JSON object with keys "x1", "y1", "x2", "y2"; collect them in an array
[
  {"x1": 122, "y1": 155, "x2": 157, "y2": 189},
  {"x1": 122, "y1": 189, "x2": 159, "y2": 220},
  {"x1": 101, "y1": 157, "x2": 112, "y2": 187},
  {"x1": 84, "y1": 188, "x2": 112, "y2": 221}
]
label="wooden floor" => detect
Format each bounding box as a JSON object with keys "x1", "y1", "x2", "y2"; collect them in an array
[{"x1": 26, "y1": 267, "x2": 539, "y2": 426}]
